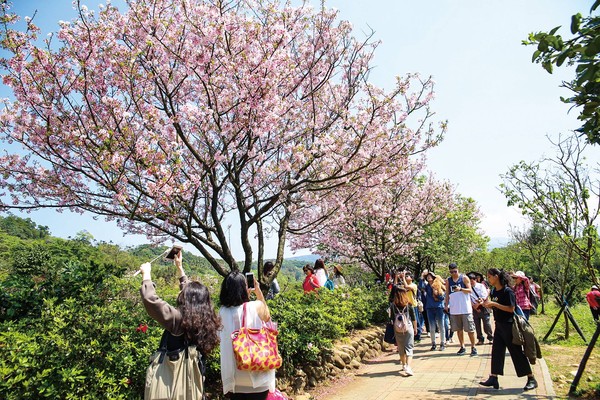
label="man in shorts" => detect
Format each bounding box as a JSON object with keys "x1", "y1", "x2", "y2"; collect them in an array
[{"x1": 444, "y1": 263, "x2": 477, "y2": 356}]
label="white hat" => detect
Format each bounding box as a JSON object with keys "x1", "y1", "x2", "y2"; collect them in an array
[{"x1": 512, "y1": 271, "x2": 527, "y2": 279}]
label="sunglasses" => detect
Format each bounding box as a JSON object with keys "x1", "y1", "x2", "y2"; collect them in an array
[{"x1": 450, "y1": 270, "x2": 458, "y2": 273}]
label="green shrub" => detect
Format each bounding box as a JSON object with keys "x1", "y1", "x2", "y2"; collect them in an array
[
  {"x1": 269, "y1": 284, "x2": 388, "y2": 374},
  {"x1": 0, "y1": 283, "x2": 156, "y2": 399},
  {"x1": 0, "y1": 255, "x2": 388, "y2": 399}
]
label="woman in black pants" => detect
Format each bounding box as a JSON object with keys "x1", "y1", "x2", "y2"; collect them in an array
[{"x1": 479, "y1": 268, "x2": 538, "y2": 391}]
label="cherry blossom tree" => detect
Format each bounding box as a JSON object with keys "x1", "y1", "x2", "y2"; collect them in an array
[
  {"x1": 0, "y1": 0, "x2": 444, "y2": 277},
  {"x1": 288, "y1": 158, "x2": 455, "y2": 280}
]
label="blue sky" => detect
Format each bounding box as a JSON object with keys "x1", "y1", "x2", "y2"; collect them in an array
[{"x1": 1, "y1": 0, "x2": 592, "y2": 258}]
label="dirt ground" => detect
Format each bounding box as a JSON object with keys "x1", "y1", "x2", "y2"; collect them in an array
[{"x1": 540, "y1": 344, "x2": 599, "y2": 399}]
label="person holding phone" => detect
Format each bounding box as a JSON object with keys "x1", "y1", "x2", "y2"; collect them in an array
[
  {"x1": 138, "y1": 249, "x2": 221, "y2": 357},
  {"x1": 444, "y1": 263, "x2": 477, "y2": 357},
  {"x1": 479, "y1": 268, "x2": 538, "y2": 391},
  {"x1": 219, "y1": 271, "x2": 275, "y2": 400}
]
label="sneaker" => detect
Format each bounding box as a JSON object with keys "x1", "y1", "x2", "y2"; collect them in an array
[
  {"x1": 523, "y1": 377, "x2": 538, "y2": 391},
  {"x1": 470, "y1": 347, "x2": 478, "y2": 357},
  {"x1": 430, "y1": 344, "x2": 436, "y2": 351},
  {"x1": 457, "y1": 347, "x2": 466, "y2": 355},
  {"x1": 439, "y1": 344, "x2": 446, "y2": 351},
  {"x1": 404, "y1": 365, "x2": 414, "y2": 376},
  {"x1": 476, "y1": 340, "x2": 484, "y2": 345}
]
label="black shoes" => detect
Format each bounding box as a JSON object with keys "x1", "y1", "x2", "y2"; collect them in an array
[
  {"x1": 479, "y1": 375, "x2": 499, "y2": 389},
  {"x1": 430, "y1": 344, "x2": 436, "y2": 351},
  {"x1": 524, "y1": 377, "x2": 538, "y2": 391},
  {"x1": 457, "y1": 347, "x2": 466, "y2": 355}
]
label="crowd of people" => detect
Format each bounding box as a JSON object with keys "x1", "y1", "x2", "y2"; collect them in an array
[
  {"x1": 302, "y1": 259, "x2": 346, "y2": 293},
  {"x1": 387, "y1": 262, "x2": 542, "y2": 391},
  {"x1": 137, "y1": 249, "x2": 597, "y2": 398}
]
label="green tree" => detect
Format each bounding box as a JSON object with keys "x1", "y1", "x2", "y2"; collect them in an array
[
  {"x1": 510, "y1": 223, "x2": 560, "y2": 313},
  {"x1": 0, "y1": 215, "x2": 50, "y2": 239},
  {"x1": 413, "y1": 196, "x2": 489, "y2": 273},
  {"x1": 500, "y1": 134, "x2": 600, "y2": 285},
  {"x1": 525, "y1": 0, "x2": 600, "y2": 144}
]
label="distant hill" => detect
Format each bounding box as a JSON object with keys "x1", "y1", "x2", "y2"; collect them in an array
[
  {"x1": 488, "y1": 237, "x2": 510, "y2": 250},
  {"x1": 285, "y1": 254, "x2": 319, "y2": 262}
]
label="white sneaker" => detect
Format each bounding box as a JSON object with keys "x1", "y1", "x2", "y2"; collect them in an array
[{"x1": 404, "y1": 365, "x2": 414, "y2": 376}]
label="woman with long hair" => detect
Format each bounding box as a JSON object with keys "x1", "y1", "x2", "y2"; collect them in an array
[
  {"x1": 390, "y1": 286, "x2": 417, "y2": 376},
  {"x1": 313, "y1": 258, "x2": 328, "y2": 287},
  {"x1": 424, "y1": 272, "x2": 446, "y2": 351},
  {"x1": 262, "y1": 261, "x2": 280, "y2": 300},
  {"x1": 139, "y1": 250, "x2": 221, "y2": 357},
  {"x1": 219, "y1": 270, "x2": 275, "y2": 400},
  {"x1": 479, "y1": 268, "x2": 537, "y2": 391}
]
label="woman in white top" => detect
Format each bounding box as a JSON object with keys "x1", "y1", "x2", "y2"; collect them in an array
[
  {"x1": 219, "y1": 271, "x2": 275, "y2": 400},
  {"x1": 332, "y1": 265, "x2": 346, "y2": 287},
  {"x1": 314, "y1": 258, "x2": 328, "y2": 287}
]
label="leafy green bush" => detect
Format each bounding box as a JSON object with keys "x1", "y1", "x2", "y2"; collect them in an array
[
  {"x1": 0, "y1": 227, "x2": 389, "y2": 398},
  {"x1": 269, "y1": 284, "x2": 388, "y2": 374},
  {"x1": 0, "y1": 270, "x2": 157, "y2": 399}
]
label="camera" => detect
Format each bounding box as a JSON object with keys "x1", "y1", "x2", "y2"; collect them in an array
[
  {"x1": 451, "y1": 285, "x2": 461, "y2": 293},
  {"x1": 165, "y1": 245, "x2": 183, "y2": 260},
  {"x1": 245, "y1": 272, "x2": 255, "y2": 289}
]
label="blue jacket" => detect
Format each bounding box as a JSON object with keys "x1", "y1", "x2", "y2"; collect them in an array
[{"x1": 425, "y1": 284, "x2": 445, "y2": 309}]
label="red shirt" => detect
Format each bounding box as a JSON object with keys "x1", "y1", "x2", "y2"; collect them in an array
[
  {"x1": 586, "y1": 290, "x2": 600, "y2": 309},
  {"x1": 303, "y1": 274, "x2": 320, "y2": 293}
]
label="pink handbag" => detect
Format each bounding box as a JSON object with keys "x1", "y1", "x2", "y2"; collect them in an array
[
  {"x1": 267, "y1": 389, "x2": 288, "y2": 400},
  {"x1": 231, "y1": 302, "x2": 283, "y2": 371}
]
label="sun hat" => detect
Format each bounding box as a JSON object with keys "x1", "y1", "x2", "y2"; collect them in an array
[
  {"x1": 511, "y1": 270, "x2": 527, "y2": 279},
  {"x1": 334, "y1": 265, "x2": 343, "y2": 273},
  {"x1": 592, "y1": 285, "x2": 599, "y2": 290}
]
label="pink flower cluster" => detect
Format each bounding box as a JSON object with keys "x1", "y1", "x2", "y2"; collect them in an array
[{"x1": 0, "y1": 0, "x2": 446, "y2": 273}]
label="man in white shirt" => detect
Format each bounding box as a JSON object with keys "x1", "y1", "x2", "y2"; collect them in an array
[{"x1": 444, "y1": 263, "x2": 477, "y2": 356}]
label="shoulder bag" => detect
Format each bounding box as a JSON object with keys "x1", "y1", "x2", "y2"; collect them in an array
[
  {"x1": 145, "y1": 330, "x2": 205, "y2": 400},
  {"x1": 231, "y1": 302, "x2": 283, "y2": 371}
]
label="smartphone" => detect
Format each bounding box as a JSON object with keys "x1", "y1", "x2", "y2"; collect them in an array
[
  {"x1": 165, "y1": 245, "x2": 183, "y2": 260},
  {"x1": 245, "y1": 272, "x2": 255, "y2": 289}
]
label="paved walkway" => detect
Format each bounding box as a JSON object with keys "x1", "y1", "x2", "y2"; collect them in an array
[{"x1": 314, "y1": 337, "x2": 556, "y2": 400}]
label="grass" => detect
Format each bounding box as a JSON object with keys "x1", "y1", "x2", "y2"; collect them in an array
[{"x1": 528, "y1": 300, "x2": 600, "y2": 399}]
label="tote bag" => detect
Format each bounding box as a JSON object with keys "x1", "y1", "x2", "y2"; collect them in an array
[
  {"x1": 231, "y1": 302, "x2": 283, "y2": 371},
  {"x1": 145, "y1": 330, "x2": 205, "y2": 400}
]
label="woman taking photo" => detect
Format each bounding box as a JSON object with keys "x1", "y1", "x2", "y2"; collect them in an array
[
  {"x1": 219, "y1": 271, "x2": 275, "y2": 400},
  {"x1": 139, "y1": 250, "x2": 220, "y2": 356},
  {"x1": 479, "y1": 268, "x2": 537, "y2": 391}
]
